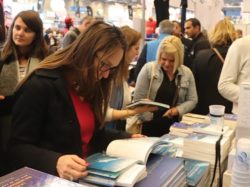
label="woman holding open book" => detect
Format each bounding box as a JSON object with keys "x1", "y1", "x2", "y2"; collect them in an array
[
  {"x1": 105, "y1": 26, "x2": 157, "y2": 131},
  {"x1": 7, "y1": 21, "x2": 143, "y2": 181},
  {"x1": 133, "y1": 36, "x2": 198, "y2": 136}
]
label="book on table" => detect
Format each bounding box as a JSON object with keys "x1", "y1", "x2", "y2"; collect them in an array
[
  {"x1": 135, "y1": 154, "x2": 186, "y2": 187},
  {"x1": 184, "y1": 158, "x2": 210, "y2": 187},
  {"x1": 0, "y1": 167, "x2": 86, "y2": 187},
  {"x1": 125, "y1": 99, "x2": 170, "y2": 109},
  {"x1": 182, "y1": 129, "x2": 234, "y2": 165},
  {"x1": 170, "y1": 122, "x2": 230, "y2": 136},
  {"x1": 80, "y1": 137, "x2": 176, "y2": 187},
  {"x1": 181, "y1": 113, "x2": 237, "y2": 129}
]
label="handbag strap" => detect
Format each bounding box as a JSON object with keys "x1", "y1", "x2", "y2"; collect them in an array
[
  {"x1": 147, "y1": 63, "x2": 155, "y2": 98},
  {"x1": 172, "y1": 74, "x2": 181, "y2": 107},
  {"x1": 212, "y1": 48, "x2": 224, "y2": 64}
]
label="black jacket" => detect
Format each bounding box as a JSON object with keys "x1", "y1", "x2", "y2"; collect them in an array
[
  {"x1": 7, "y1": 69, "x2": 131, "y2": 175},
  {"x1": 192, "y1": 46, "x2": 232, "y2": 114},
  {"x1": 184, "y1": 33, "x2": 210, "y2": 69}
]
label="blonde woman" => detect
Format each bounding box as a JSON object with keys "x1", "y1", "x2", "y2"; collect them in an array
[
  {"x1": 133, "y1": 36, "x2": 197, "y2": 136},
  {"x1": 193, "y1": 18, "x2": 236, "y2": 114}
]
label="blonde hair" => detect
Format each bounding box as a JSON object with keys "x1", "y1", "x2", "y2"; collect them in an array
[
  {"x1": 209, "y1": 18, "x2": 236, "y2": 46},
  {"x1": 156, "y1": 35, "x2": 184, "y2": 73}
]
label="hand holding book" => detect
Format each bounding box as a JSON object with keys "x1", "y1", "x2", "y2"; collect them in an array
[
  {"x1": 162, "y1": 107, "x2": 179, "y2": 118},
  {"x1": 126, "y1": 99, "x2": 170, "y2": 110}
]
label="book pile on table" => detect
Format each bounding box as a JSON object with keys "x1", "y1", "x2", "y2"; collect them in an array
[
  {"x1": 182, "y1": 129, "x2": 234, "y2": 187},
  {"x1": 181, "y1": 113, "x2": 237, "y2": 129},
  {"x1": 80, "y1": 137, "x2": 180, "y2": 187},
  {"x1": 135, "y1": 154, "x2": 187, "y2": 187},
  {"x1": 169, "y1": 122, "x2": 231, "y2": 137},
  {"x1": 184, "y1": 158, "x2": 210, "y2": 187},
  {"x1": 160, "y1": 133, "x2": 184, "y2": 157}
]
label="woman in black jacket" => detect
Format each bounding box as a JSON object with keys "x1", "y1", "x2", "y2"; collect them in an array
[
  {"x1": 192, "y1": 18, "x2": 236, "y2": 115},
  {"x1": 7, "y1": 21, "x2": 142, "y2": 181}
]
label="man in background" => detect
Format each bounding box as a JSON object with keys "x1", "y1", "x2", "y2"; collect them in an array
[
  {"x1": 184, "y1": 18, "x2": 210, "y2": 69},
  {"x1": 133, "y1": 19, "x2": 174, "y2": 83},
  {"x1": 62, "y1": 15, "x2": 94, "y2": 48}
]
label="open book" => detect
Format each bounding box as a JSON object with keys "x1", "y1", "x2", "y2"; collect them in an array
[
  {"x1": 81, "y1": 137, "x2": 175, "y2": 187},
  {"x1": 125, "y1": 100, "x2": 170, "y2": 109}
]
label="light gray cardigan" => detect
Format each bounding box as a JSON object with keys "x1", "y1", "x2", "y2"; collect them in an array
[
  {"x1": 134, "y1": 61, "x2": 197, "y2": 120},
  {"x1": 0, "y1": 57, "x2": 40, "y2": 96}
]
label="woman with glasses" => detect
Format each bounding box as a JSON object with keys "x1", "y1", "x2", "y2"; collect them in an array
[
  {"x1": 105, "y1": 26, "x2": 157, "y2": 131},
  {"x1": 133, "y1": 36, "x2": 197, "y2": 137},
  {"x1": 7, "y1": 21, "x2": 143, "y2": 181}
]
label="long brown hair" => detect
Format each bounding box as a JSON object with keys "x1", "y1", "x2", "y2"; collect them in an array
[
  {"x1": 19, "y1": 21, "x2": 127, "y2": 127},
  {"x1": 117, "y1": 26, "x2": 141, "y2": 84},
  {"x1": 1, "y1": 10, "x2": 48, "y2": 60}
]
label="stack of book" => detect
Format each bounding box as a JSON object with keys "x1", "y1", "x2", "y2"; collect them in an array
[
  {"x1": 170, "y1": 122, "x2": 230, "y2": 137},
  {"x1": 135, "y1": 154, "x2": 187, "y2": 187},
  {"x1": 181, "y1": 113, "x2": 237, "y2": 129},
  {"x1": 160, "y1": 133, "x2": 184, "y2": 157},
  {"x1": 182, "y1": 129, "x2": 234, "y2": 187},
  {"x1": 184, "y1": 158, "x2": 210, "y2": 187},
  {"x1": 80, "y1": 137, "x2": 178, "y2": 187}
]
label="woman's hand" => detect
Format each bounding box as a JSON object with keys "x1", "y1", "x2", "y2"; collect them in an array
[
  {"x1": 0, "y1": 95, "x2": 5, "y2": 100},
  {"x1": 133, "y1": 105, "x2": 158, "y2": 114},
  {"x1": 162, "y1": 107, "x2": 179, "y2": 118},
  {"x1": 131, "y1": 134, "x2": 147, "y2": 138},
  {"x1": 56, "y1": 155, "x2": 89, "y2": 181}
]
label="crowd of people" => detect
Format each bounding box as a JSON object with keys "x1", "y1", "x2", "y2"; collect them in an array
[{"x1": 0, "y1": 9, "x2": 248, "y2": 182}]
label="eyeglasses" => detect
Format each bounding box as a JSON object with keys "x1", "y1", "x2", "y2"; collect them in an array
[{"x1": 96, "y1": 56, "x2": 118, "y2": 73}]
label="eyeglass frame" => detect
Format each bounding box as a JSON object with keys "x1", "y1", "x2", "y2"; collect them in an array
[{"x1": 96, "y1": 55, "x2": 119, "y2": 73}]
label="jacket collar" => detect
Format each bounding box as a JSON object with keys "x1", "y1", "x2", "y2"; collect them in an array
[{"x1": 35, "y1": 69, "x2": 73, "y2": 108}]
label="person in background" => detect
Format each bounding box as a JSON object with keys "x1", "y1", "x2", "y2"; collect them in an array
[
  {"x1": 63, "y1": 16, "x2": 74, "y2": 35},
  {"x1": 184, "y1": 18, "x2": 210, "y2": 69},
  {"x1": 133, "y1": 36, "x2": 197, "y2": 137},
  {"x1": 105, "y1": 26, "x2": 157, "y2": 131},
  {"x1": 218, "y1": 35, "x2": 250, "y2": 115},
  {"x1": 133, "y1": 19, "x2": 174, "y2": 84},
  {"x1": 7, "y1": 21, "x2": 144, "y2": 181},
  {"x1": 193, "y1": 18, "x2": 236, "y2": 115},
  {"x1": 235, "y1": 29, "x2": 243, "y2": 39},
  {"x1": 0, "y1": 10, "x2": 48, "y2": 176},
  {"x1": 62, "y1": 15, "x2": 94, "y2": 48},
  {"x1": 146, "y1": 17, "x2": 157, "y2": 38}
]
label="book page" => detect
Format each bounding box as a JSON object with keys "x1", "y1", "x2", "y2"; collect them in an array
[
  {"x1": 106, "y1": 137, "x2": 160, "y2": 164},
  {"x1": 125, "y1": 100, "x2": 169, "y2": 109}
]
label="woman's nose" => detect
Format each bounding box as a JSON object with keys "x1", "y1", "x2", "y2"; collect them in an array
[{"x1": 101, "y1": 70, "x2": 110, "y2": 79}]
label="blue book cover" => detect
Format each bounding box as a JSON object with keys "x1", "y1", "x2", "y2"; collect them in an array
[
  {"x1": 0, "y1": 167, "x2": 85, "y2": 187},
  {"x1": 86, "y1": 153, "x2": 138, "y2": 175},
  {"x1": 135, "y1": 155, "x2": 184, "y2": 187},
  {"x1": 184, "y1": 158, "x2": 210, "y2": 186}
]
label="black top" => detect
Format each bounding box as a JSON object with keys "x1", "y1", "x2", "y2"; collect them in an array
[
  {"x1": 142, "y1": 69, "x2": 178, "y2": 137},
  {"x1": 192, "y1": 46, "x2": 232, "y2": 114}
]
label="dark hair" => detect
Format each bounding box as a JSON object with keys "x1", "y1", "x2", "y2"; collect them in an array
[
  {"x1": 1, "y1": 10, "x2": 48, "y2": 60},
  {"x1": 185, "y1": 18, "x2": 201, "y2": 31}
]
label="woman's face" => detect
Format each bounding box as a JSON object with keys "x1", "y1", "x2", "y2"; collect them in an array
[
  {"x1": 159, "y1": 52, "x2": 175, "y2": 74},
  {"x1": 95, "y1": 48, "x2": 124, "y2": 80},
  {"x1": 127, "y1": 40, "x2": 140, "y2": 63},
  {"x1": 12, "y1": 17, "x2": 36, "y2": 48}
]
